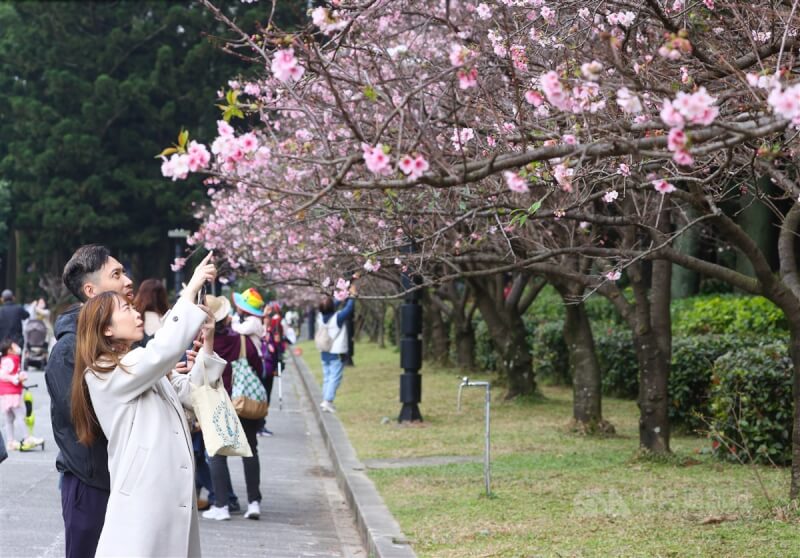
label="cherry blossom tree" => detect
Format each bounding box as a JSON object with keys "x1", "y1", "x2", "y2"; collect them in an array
[{"x1": 162, "y1": 0, "x2": 800, "y2": 495}]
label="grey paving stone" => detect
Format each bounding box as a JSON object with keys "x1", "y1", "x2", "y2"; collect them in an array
[{"x1": 0, "y1": 367, "x2": 366, "y2": 558}]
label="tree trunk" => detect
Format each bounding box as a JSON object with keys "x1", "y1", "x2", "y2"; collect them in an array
[
  {"x1": 633, "y1": 329, "x2": 671, "y2": 452},
  {"x1": 474, "y1": 293, "x2": 535, "y2": 398},
  {"x1": 561, "y1": 299, "x2": 607, "y2": 431},
  {"x1": 454, "y1": 321, "x2": 476, "y2": 371},
  {"x1": 377, "y1": 303, "x2": 386, "y2": 348},
  {"x1": 636, "y1": 244, "x2": 673, "y2": 453},
  {"x1": 428, "y1": 298, "x2": 450, "y2": 366},
  {"x1": 791, "y1": 322, "x2": 800, "y2": 499}
]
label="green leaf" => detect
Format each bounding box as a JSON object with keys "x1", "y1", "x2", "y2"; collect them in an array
[
  {"x1": 154, "y1": 146, "x2": 178, "y2": 158},
  {"x1": 363, "y1": 85, "x2": 377, "y2": 102}
]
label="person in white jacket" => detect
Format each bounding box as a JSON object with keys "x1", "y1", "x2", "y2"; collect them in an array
[{"x1": 70, "y1": 253, "x2": 223, "y2": 558}]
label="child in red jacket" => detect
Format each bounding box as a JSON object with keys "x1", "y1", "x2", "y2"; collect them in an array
[{"x1": 0, "y1": 338, "x2": 38, "y2": 451}]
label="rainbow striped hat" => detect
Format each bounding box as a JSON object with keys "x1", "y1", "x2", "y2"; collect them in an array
[{"x1": 232, "y1": 288, "x2": 265, "y2": 317}]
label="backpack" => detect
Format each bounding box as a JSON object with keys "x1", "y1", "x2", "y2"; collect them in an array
[{"x1": 314, "y1": 315, "x2": 334, "y2": 352}]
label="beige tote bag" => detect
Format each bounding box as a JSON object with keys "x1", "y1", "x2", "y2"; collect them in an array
[{"x1": 191, "y1": 368, "x2": 252, "y2": 457}]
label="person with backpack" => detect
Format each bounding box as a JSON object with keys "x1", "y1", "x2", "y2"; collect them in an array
[{"x1": 314, "y1": 284, "x2": 356, "y2": 413}]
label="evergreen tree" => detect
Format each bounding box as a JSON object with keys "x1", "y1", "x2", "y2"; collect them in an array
[{"x1": 0, "y1": 1, "x2": 302, "y2": 292}]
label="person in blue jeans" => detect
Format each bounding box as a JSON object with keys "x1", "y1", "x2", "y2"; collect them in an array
[{"x1": 317, "y1": 283, "x2": 356, "y2": 413}]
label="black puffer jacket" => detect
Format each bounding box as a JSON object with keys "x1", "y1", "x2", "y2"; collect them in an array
[{"x1": 44, "y1": 304, "x2": 110, "y2": 491}]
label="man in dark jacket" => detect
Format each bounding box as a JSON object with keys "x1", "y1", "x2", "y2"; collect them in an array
[
  {"x1": 0, "y1": 289, "x2": 29, "y2": 347},
  {"x1": 45, "y1": 245, "x2": 133, "y2": 558}
]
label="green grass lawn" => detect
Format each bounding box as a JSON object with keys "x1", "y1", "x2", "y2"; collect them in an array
[{"x1": 297, "y1": 341, "x2": 799, "y2": 558}]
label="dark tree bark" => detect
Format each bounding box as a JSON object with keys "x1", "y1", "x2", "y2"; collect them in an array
[
  {"x1": 469, "y1": 273, "x2": 544, "y2": 398},
  {"x1": 554, "y1": 284, "x2": 608, "y2": 433},
  {"x1": 422, "y1": 290, "x2": 451, "y2": 366},
  {"x1": 431, "y1": 281, "x2": 478, "y2": 371}
]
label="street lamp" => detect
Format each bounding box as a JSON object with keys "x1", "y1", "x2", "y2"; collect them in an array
[
  {"x1": 398, "y1": 254, "x2": 423, "y2": 423},
  {"x1": 167, "y1": 228, "x2": 190, "y2": 294}
]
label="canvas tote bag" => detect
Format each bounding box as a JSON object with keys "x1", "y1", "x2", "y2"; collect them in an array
[
  {"x1": 231, "y1": 336, "x2": 269, "y2": 420},
  {"x1": 191, "y1": 363, "x2": 252, "y2": 457}
]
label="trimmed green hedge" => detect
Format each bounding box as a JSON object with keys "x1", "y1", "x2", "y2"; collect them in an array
[
  {"x1": 531, "y1": 320, "x2": 569, "y2": 386},
  {"x1": 709, "y1": 342, "x2": 793, "y2": 465},
  {"x1": 672, "y1": 295, "x2": 787, "y2": 336},
  {"x1": 668, "y1": 335, "x2": 743, "y2": 433}
]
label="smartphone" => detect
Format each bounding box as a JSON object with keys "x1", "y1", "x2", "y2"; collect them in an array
[{"x1": 196, "y1": 282, "x2": 207, "y2": 305}]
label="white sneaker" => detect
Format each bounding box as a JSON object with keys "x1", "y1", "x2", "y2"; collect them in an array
[
  {"x1": 202, "y1": 505, "x2": 230, "y2": 521},
  {"x1": 320, "y1": 400, "x2": 336, "y2": 413},
  {"x1": 244, "y1": 501, "x2": 260, "y2": 520}
]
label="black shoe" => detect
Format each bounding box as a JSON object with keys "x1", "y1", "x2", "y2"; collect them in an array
[{"x1": 228, "y1": 500, "x2": 242, "y2": 514}]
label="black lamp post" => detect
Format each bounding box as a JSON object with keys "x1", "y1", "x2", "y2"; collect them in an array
[
  {"x1": 167, "y1": 228, "x2": 189, "y2": 294},
  {"x1": 398, "y1": 265, "x2": 423, "y2": 423}
]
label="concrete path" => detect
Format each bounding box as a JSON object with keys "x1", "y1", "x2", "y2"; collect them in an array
[{"x1": 0, "y1": 366, "x2": 366, "y2": 558}]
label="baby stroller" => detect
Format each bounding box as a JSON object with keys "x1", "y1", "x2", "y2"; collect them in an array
[{"x1": 22, "y1": 319, "x2": 48, "y2": 370}]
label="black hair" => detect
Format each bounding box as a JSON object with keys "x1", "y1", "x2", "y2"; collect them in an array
[
  {"x1": 0, "y1": 338, "x2": 14, "y2": 355},
  {"x1": 63, "y1": 245, "x2": 112, "y2": 302},
  {"x1": 319, "y1": 296, "x2": 335, "y2": 315}
]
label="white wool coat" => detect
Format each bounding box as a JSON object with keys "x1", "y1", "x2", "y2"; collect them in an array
[{"x1": 85, "y1": 298, "x2": 224, "y2": 558}]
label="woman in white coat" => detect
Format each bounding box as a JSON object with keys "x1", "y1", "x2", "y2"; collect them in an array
[{"x1": 71, "y1": 253, "x2": 222, "y2": 557}]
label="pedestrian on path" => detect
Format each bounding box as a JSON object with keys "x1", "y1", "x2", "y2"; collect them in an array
[
  {"x1": 71, "y1": 253, "x2": 223, "y2": 558},
  {"x1": 258, "y1": 302, "x2": 284, "y2": 437},
  {"x1": 133, "y1": 278, "x2": 169, "y2": 340},
  {"x1": 203, "y1": 294, "x2": 264, "y2": 522},
  {"x1": 0, "y1": 290, "x2": 29, "y2": 348},
  {"x1": 45, "y1": 244, "x2": 134, "y2": 558},
  {"x1": 0, "y1": 339, "x2": 42, "y2": 451},
  {"x1": 231, "y1": 287, "x2": 265, "y2": 356},
  {"x1": 316, "y1": 283, "x2": 356, "y2": 413}
]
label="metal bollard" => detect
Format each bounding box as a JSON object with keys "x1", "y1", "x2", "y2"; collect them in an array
[{"x1": 457, "y1": 377, "x2": 491, "y2": 497}]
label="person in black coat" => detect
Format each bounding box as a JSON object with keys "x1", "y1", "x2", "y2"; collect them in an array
[
  {"x1": 0, "y1": 290, "x2": 29, "y2": 348},
  {"x1": 44, "y1": 245, "x2": 134, "y2": 558}
]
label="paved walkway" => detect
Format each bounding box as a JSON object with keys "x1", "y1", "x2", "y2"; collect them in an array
[{"x1": 0, "y1": 364, "x2": 366, "y2": 558}]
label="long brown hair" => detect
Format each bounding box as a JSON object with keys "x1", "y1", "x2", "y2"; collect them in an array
[
  {"x1": 133, "y1": 278, "x2": 168, "y2": 316},
  {"x1": 71, "y1": 292, "x2": 127, "y2": 446}
]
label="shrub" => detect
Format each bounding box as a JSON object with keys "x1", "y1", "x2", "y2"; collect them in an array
[
  {"x1": 473, "y1": 317, "x2": 499, "y2": 372},
  {"x1": 672, "y1": 295, "x2": 787, "y2": 336},
  {"x1": 668, "y1": 335, "x2": 745, "y2": 433},
  {"x1": 709, "y1": 342, "x2": 793, "y2": 465},
  {"x1": 531, "y1": 320, "x2": 570, "y2": 385},
  {"x1": 594, "y1": 324, "x2": 638, "y2": 399}
]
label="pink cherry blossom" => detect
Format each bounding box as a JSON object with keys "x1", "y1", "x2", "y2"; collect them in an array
[
  {"x1": 673, "y1": 149, "x2": 694, "y2": 166},
  {"x1": 540, "y1": 71, "x2": 571, "y2": 111},
  {"x1": 451, "y1": 127, "x2": 475, "y2": 149},
  {"x1": 616, "y1": 88, "x2": 643, "y2": 113},
  {"x1": 667, "y1": 128, "x2": 687, "y2": 151},
  {"x1": 525, "y1": 90, "x2": 544, "y2": 106},
  {"x1": 503, "y1": 171, "x2": 529, "y2": 193},
  {"x1": 271, "y1": 48, "x2": 305, "y2": 82},
  {"x1": 398, "y1": 155, "x2": 429, "y2": 179},
  {"x1": 652, "y1": 179, "x2": 676, "y2": 194},
  {"x1": 660, "y1": 100, "x2": 685, "y2": 128},
  {"x1": 553, "y1": 164, "x2": 574, "y2": 192},
  {"x1": 217, "y1": 120, "x2": 234, "y2": 138},
  {"x1": 457, "y1": 68, "x2": 478, "y2": 89},
  {"x1": 605, "y1": 270, "x2": 622, "y2": 281},
  {"x1": 603, "y1": 190, "x2": 619, "y2": 203},
  {"x1": 361, "y1": 143, "x2": 392, "y2": 175},
  {"x1": 618, "y1": 163, "x2": 631, "y2": 176},
  {"x1": 449, "y1": 43, "x2": 468, "y2": 67}
]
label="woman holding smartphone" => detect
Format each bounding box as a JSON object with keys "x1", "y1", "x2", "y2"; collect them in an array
[{"x1": 71, "y1": 253, "x2": 223, "y2": 558}]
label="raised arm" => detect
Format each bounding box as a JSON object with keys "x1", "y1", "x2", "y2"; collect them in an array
[{"x1": 91, "y1": 254, "x2": 217, "y2": 402}]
